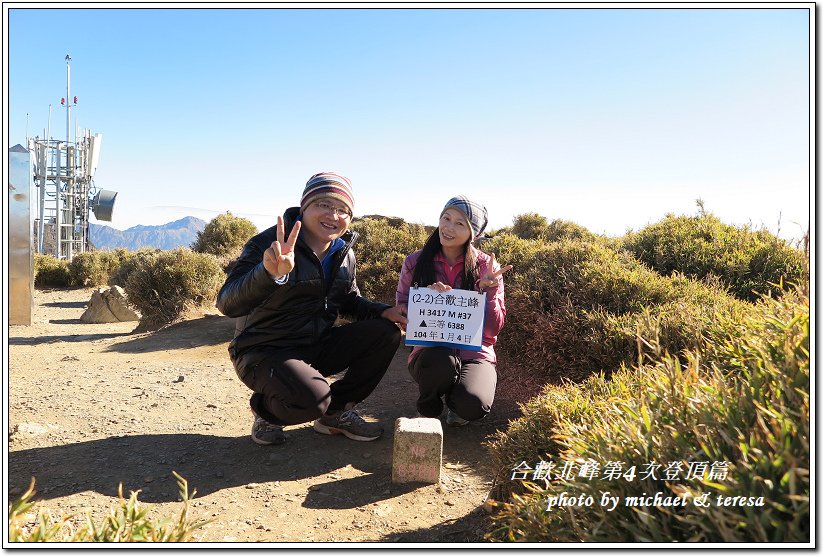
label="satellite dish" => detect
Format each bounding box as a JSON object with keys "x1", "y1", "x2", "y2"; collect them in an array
[{"x1": 91, "y1": 189, "x2": 117, "y2": 221}]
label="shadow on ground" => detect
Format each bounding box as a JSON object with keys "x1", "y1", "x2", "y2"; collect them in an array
[
  {"x1": 9, "y1": 411, "x2": 513, "y2": 512},
  {"x1": 105, "y1": 315, "x2": 234, "y2": 353},
  {"x1": 9, "y1": 332, "x2": 132, "y2": 345},
  {"x1": 43, "y1": 301, "x2": 88, "y2": 309},
  {"x1": 379, "y1": 506, "x2": 494, "y2": 543},
  {"x1": 7, "y1": 424, "x2": 425, "y2": 507}
]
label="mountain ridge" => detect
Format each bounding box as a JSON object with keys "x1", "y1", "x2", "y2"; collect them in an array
[{"x1": 90, "y1": 216, "x2": 206, "y2": 251}]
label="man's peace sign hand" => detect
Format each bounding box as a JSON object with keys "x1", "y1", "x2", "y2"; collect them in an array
[
  {"x1": 479, "y1": 253, "x2": 513, "y2": 291},
  {"x1": 263, "y1": 216, "x2": 301, "y2": 278}
]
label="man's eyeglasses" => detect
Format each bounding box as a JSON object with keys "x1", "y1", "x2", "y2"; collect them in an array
[{"x1": 313, "y1": 200, "x2": 352, "y2": 219}]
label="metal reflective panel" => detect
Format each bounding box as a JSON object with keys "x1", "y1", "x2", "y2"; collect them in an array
[{"x1": 9, "y1": 145, "x2": 33, "y2": 325}]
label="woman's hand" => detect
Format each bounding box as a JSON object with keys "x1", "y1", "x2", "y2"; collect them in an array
[
  {"x1": 479, "y1": 253, "x2": 513, "y2": 291},
  {"x1": 428, "y1": 282, "x2": 452, "y2": 293},
  {"x1": 263, "y1": 216, "x2": 301, "y2": 278}
]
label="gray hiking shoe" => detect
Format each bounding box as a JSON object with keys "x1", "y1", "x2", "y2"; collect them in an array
[
  {"x1": 446, "y1": 409, "x2": 470, "y2": 426},
  {"x1": 251, "y1": 416, "x2": 288, "y2": 445},
  {"x1": 313, "y1": 409, "x2": 383, "y2": 441}
]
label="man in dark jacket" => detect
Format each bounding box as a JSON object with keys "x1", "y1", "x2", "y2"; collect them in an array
[{"x1": 217, "y1": 172, "x2": 408, "y2": 445}]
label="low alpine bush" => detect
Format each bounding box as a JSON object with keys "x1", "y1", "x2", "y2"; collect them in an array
[
  {"x1": 482, "y1": 234, "x2": 748, "y2": 386},
  {"x1": 68, "y1": 251, "x2": 126, "y2": 287},
  {"x1": 486, "y1": 289, "x2": 809, "y2": 542},
  {"x1": 123, "y1": 248, "x2": 224, "y2": 328},
  {"x1": 191, "y1": 212, "x2": 258, "y2": 259},
  {"x1": 350, "y1": 217, "x2": 430, "y2": 305},
  {"x1": 34, "y1": 254, "x2": 72, "y2": 288},
  {"x1": 108, "y1": 248, "x2": 162, "y2": 288},
  {"x1": 621, "y1": 213, "x2": 807, "y2": 301}
]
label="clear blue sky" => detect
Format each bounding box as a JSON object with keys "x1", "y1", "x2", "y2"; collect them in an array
[{"x1": 6, "y1": 6, "x2": 812, "y2": 241}]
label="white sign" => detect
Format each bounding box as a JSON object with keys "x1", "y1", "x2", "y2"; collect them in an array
[{"x1": 405, "y1": 287, "x2": 486, "y2": 351}]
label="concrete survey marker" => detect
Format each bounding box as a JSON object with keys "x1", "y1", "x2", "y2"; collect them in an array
[{"x1": 392, "y1": 417, "x2": 443, "y2": 484}]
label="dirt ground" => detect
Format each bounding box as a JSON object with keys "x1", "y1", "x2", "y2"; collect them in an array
[{"x1": 7, "y1": 287, "x2": 523, "y2": 544}]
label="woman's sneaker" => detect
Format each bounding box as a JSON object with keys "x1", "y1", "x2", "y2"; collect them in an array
[
  {"x1": 445, "y1": 409, "x2": 470, "y2": 426},
  {"x1": 313, "y1": 409, "x2": 383, "y2": 441},
  {"x1": 251, "y1": 416, "x2": 288, "y2": 445}
]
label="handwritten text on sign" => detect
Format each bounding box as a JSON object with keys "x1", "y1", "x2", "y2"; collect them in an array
[{"x1": 405, "y1": 287, "x2": 486, "y2": 351}]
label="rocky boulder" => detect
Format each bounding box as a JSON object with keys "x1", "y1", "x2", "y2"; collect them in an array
[{"x1": 80, "y1": 286, "x2": 141, "y2": 323}]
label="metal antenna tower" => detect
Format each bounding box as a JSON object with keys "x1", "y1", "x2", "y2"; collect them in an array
[{"x1": 29, "y1": 54, "x2": 117, "y2": 260}]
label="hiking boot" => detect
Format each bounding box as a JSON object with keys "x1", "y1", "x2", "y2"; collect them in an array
[
  {"x1": 313, "y1": 409, "x2": 383, "y2": 441},
  {"x1": 251, "y1": 416, "x2": 288, "y2": 446},
  {"x1": 445, "y1": 409, "x2": 470, "y2": 426}
]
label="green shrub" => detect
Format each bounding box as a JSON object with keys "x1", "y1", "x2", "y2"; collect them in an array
[
  {"x1": 192, "y1": 212, "x2": 257, "y2": 259},
  {"x1": 482, "y1": 234, "x2": 748, "y2": 385},
  {"x1": 485, "y1": 235, "x2": 673, "y2": 314},
  {"x1": 349, "y1": 217, "x2": 430, "y2": 304},
  {"x1": 486, "y1": 290, "x2": 809, "y2": 542},
  {"x1": 108, "y1": 249, "x2": 162, "y2": 287},
  {"x1": 509, "y1": 214, "x2": 603, "y2": 244},
  {"x1": 124, "y1": 248, "x2": 224, "y2": 327},
  {"x1": 8, "y1": 473, "x2": 209, "y2": 542},
  {"x1": 478, "y1": 233, "x2": 543, "y2": 275},
  {"x1": 621, "y1": 213, "x2": 807, "y2": 301},
  {"x1": 484, "y1": 225, "x2": 512, "y2": 238},
  {"x1": 34, "y1": 254, "x2": 72, "y2": 288},
  {"x1": 544, "y1": 219, "x2": 603, "y2": 243},
  {"x1": 511, "y1": 213, "x2": 550, "y2": 240},
  {"x1": 68, "y1": 251, "x2": 126, "y2": 287}
]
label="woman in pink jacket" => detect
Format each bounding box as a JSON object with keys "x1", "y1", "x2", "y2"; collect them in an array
[{"x1": 396, "y1": 196, "x2": 512, "y2": 425}]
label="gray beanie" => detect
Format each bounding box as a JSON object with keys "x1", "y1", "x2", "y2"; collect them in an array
[{"x1": 441, "y1": 195, "x2": 488, "y2": 241}]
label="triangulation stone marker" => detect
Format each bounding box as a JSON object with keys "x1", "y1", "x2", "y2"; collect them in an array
[{"x1": 391, "y1": 417, "x2": 443, "y2": 484}]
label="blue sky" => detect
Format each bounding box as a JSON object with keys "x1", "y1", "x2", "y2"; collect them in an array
[{"x1": 6, "y1": 6, "x2": 812, "y2": 241}]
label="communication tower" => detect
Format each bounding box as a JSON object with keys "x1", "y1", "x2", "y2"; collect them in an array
[{"x1": 28, "y1": 54, "x2": 117, "y2": 260}]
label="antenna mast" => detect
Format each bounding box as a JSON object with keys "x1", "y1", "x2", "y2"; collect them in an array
[
  {"x1": 65, "y1": 54, "x2": 74, "y2": 259},
  {"x1": 28, "y1": 55, "x2": 117, "y2": 260}
]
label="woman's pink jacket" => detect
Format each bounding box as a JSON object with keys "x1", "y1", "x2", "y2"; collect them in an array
[{"x1": 395, "y1": 248, "x2": 507, "y2": 365}]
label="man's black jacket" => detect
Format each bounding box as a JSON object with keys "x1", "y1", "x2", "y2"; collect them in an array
[{"x1": 216, "y1": 207, "x2": 391, "y2": 371}]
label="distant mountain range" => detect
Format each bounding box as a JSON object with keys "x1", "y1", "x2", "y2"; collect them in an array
[{"x1": 90, "y1": 216, "x2": 207, "y2": 251}]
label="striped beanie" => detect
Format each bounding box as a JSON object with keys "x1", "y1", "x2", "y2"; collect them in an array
[
  {"x1": 300, "y1": 172, "x2": 354, "y2": 216},
  {"x1": 441, "y1": 195, "x2": 488, "y2": 241}
]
